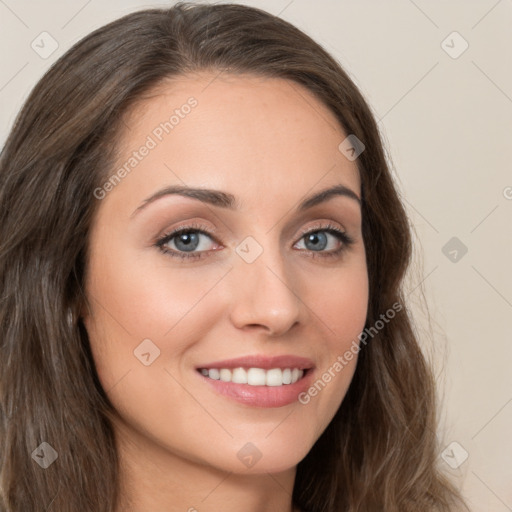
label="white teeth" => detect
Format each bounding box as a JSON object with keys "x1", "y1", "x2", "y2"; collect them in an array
[
  {"x1": 247, "y1": 368, "x2": 266, "y2": 385},
  {"x1": 231, "y1": 367, "x2": 248, "y2": 384},
  {"x1": 266, "y1": 368, "x2": 282, "y2": 386},
  {"x1": 219, "y1": 369, "x2": 232, "y2": 382},
  {"x1": 200, "y1": 367, "x2": 305, "y2": 386},
  {"x1": 208, "y1": 368, "x2": 220, "y2": 380}
]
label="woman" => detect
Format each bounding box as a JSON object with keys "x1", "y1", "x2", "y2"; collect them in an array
[{"x1": 0, "y1": 3, "x2": 468, "y2": 511}]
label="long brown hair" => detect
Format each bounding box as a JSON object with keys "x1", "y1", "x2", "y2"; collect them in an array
[{"x1": 0, "y1": 3, "x2": 468, "y2": 511}]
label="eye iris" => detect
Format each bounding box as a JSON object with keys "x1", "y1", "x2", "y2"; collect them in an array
[
  {"x1": 175, "y1": 232, "x2": 200, "y2": 252},
  {"x1": 305, "y1": 232, "x2": 327, "y2": 251}
]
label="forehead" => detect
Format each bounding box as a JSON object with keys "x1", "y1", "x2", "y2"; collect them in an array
[{"x1": 106, "y1": 72, "x2": 361, "y2": 213}]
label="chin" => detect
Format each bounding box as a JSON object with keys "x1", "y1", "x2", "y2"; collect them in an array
[{"x1": 207, "y1": 434, "x2": 315, "y2": 475}]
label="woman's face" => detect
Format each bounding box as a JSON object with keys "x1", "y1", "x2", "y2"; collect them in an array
[{"x1": 83, "y1": 73, "x2": 368, "y2": 476}]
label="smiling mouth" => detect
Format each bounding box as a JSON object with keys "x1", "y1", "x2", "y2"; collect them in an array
[{"x1": 197, "y1": 367, "x2": 309, "y2": 386}]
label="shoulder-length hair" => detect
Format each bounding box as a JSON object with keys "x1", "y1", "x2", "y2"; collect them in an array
[{"x1": 0, "y1": 3, "x2": 467, "y2": 511}]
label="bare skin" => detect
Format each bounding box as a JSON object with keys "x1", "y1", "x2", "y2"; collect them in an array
[{"x1": 83, "y1": 72, "x2": 369, "y2": 512}]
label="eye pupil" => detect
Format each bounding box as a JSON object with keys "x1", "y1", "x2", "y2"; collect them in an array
[
  {"x1": 305, "y1": 232, "x2": 327, "y2": 251},
  {"x1": 175, "y1": 232, "x2": 200, "y2": 251}
]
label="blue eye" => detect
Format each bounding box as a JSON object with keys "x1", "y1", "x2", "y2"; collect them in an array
[
  {"x1": 156, "y1": 223, "x2": 353, "y2": 261},
  {"x1": 296, "y1": 230, "x2": 338, "y2": 252},
  {"x1": 168, "y1": 231, "x2": 210, "y2": 252},
  {"x1": 293, "y1": 226, "x2": 354, "y2": 260},
  {"x1": 156, "y1": 225, "x2": 217, "y2": 259}
]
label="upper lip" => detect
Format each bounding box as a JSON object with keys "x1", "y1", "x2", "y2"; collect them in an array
[{"x1": 196, "y1": 354, "x2": 315, "y2": 371}]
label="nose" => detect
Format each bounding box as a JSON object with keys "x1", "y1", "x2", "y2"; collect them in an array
[{"x1": 228, "y1": 244, "x2": 302, "y2": 337}]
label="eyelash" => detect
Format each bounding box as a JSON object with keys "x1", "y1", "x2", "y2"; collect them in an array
[{"x1": 155, "y1": 222, "x2": 354, "y2": 261}]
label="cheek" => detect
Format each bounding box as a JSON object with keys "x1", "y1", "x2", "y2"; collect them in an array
[
  {"x1": 313, "y1": 270, "x2": 368, "y2": 335},
  {"x1": 307, "y1": 253, "x2": 369, "y2": 346},
  {"x1": 297, "y1": 261, "x2": 368, "y2": 420},
  {"x1": 86, "y1": 244, "x2": 231, "y2": 340},
  {"x1": 82, "y1": 240, "x2": 237, "y2": 397}
]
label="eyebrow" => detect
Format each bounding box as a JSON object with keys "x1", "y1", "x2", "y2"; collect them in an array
[{"x1": 131, "y1": 183, "x2": 361, "y2": 218}]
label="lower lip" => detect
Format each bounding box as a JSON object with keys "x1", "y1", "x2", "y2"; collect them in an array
[{"x1": 197, "y1": 369, "x2": 315, "y2": 408}]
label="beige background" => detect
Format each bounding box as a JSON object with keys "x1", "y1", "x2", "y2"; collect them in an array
[{"x1": 1, "y1": 1, "x2": 511, "y2": 510}]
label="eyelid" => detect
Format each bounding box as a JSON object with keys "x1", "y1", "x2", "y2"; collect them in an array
[
  {"x1": 156, "y1": 219, "x2": 346, "y2": 245},
  {"x1": 295, "y1": 220, "x2": 346, "y2": 239},
  {"x1": 155, "y1": 221, "x2": 219, "y2": 245}
]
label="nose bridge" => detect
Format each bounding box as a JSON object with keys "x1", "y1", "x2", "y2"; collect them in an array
[{"x1": 228, "y1": 234, "x2": 302, "y2": 335}]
